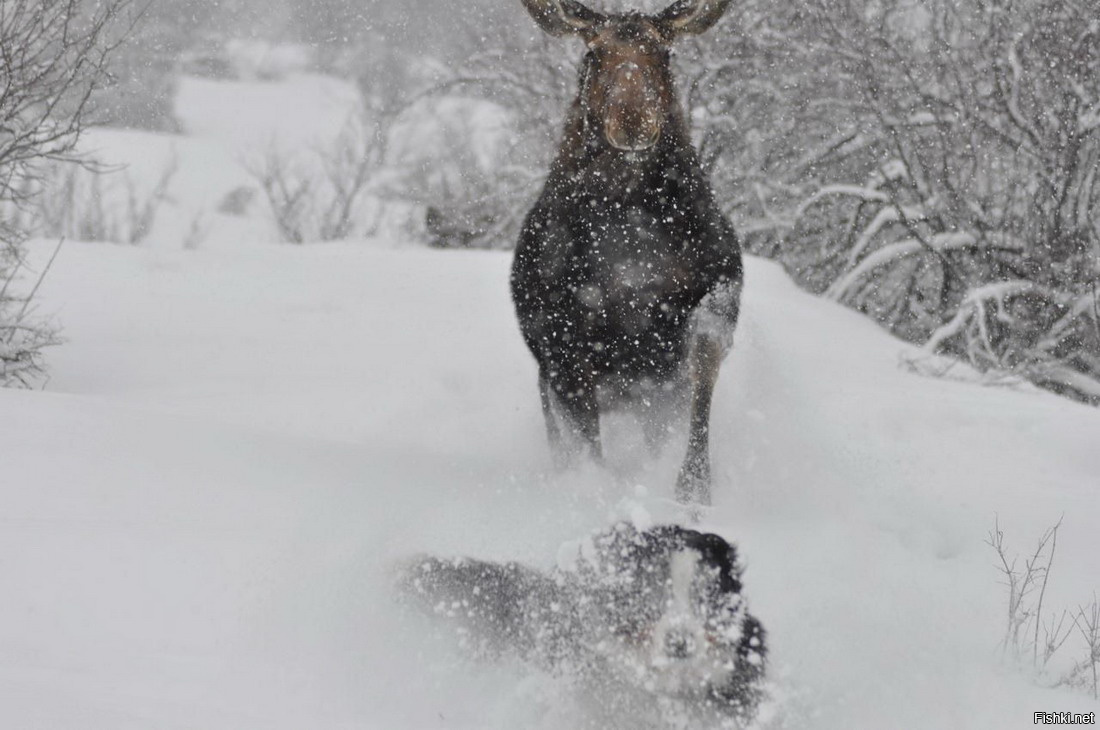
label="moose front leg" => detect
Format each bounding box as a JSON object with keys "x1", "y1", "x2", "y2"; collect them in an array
[
  {"x1": 675, "y1": 334, "x2": 723, "y2": 505},
  {"x1": 550, "y1": 373, "x2": 602, "y2": 464},
  {"x1": 539, "y1": 371, "x2": 569, "y2": 467}
]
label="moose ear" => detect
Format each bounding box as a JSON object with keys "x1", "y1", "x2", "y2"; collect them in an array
[
  {"x1": 521, "y1": 0, "x2": 606, "y2": 37},
  {"x1": 654, "y1": 0, "x2": 733, "y2": 37}
]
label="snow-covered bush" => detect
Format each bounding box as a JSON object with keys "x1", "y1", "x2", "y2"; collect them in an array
[
  {"x1": 0, "y1": 0, "x2": 131, "y2": 386},
  {"x1": 681, "y1": 0, "x2": 1100, "y2": 404},
  {"x1": 785, "y1": 0, "x2": 1100, "y2": 404}
]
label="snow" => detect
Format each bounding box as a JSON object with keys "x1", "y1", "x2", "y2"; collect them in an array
[
  {"x1": 4, "y1": 67, "x2": 1099, "y2": 730},
  {"x1": 174, "y1": 74, "x2": 360, "y2": 150},
  {"x1": 4, "y1": 239, "x2": 1099, "y2": 729}
]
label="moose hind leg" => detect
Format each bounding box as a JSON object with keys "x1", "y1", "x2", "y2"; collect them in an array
[{"x1": 675, "y1": 334, "x2": 723, "y2": 505}]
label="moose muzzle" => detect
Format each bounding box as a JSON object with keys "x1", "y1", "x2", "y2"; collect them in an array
[{"x1": 603, "y1": 62, "x2": 663, "y2": 151}]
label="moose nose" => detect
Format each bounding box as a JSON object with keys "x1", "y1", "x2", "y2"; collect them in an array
[
  {"x1": 606, "y1": 110, "x2": 661, "y2": 151},
  {"x1": 605, "y1": 64, "x2": 661, "y2": 151},
  {"x1": 663, "y1": 629, "x2": 696, "y2": 659}
]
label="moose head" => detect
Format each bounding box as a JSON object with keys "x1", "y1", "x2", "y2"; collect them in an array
[{"x1": 521, "y1": 0, "x2": 732, "y2": 152}]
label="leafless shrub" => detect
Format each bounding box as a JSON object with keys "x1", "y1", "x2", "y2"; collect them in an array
[
  {"x1": 31, "y1": 157, "x2": 178, "y2": 245},
  {"x1": 0, "y1": 240, "x2": 64, "y2": 388},
  {"x1": 249, "y1": 110, "x2": 391, "y2": 244},
  {"x1": 987, "y1": 517, "x2": 1064, "y2": 665},
  {"x1": 1065, "y1": 600, "x2": 1100, "y2": 700},
  {"x1": 987, "y1": 518, "x2": 1100, "y2": 698},
  {"x1": 0, "y1": 0, "x2": 134, "y2": 387}
]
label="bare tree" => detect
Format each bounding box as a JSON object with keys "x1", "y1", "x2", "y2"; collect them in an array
[{"x1": 1, "y1": 0, "x2": 133, "y2": 386}]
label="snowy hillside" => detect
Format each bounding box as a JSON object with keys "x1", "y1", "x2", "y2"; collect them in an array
[{"x1": 3, "y1": 237, "x2": 1098, "y2": 729}]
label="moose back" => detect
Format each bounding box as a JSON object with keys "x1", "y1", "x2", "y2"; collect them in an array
[{"x1": 510, "y1": 0, "x2": 742, "y2": 505}]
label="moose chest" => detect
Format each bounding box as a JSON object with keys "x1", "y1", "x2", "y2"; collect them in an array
[{"x1": 513, "y1": 187, "x2": 716, "y2": 382}]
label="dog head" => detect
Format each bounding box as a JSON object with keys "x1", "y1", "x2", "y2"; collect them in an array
[{"x1": 568, "y1": 523, "x2": 766, "y2": 713}]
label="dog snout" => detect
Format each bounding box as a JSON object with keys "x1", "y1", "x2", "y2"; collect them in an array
[{"x1": 663, "y1": 628, "x2": 696, "y2": 659}]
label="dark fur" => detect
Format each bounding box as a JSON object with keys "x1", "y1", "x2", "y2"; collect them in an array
[
  {"x1": 399, "y1": 524, "x2": 766, "y2": 721},
  {"x1": 510, "y1": 3, "x2": 743, "y2": 503}
]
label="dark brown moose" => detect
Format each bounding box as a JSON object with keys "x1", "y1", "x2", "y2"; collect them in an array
[{"x1": 511, "y1": 0, "x2": 743, "y2": 505}]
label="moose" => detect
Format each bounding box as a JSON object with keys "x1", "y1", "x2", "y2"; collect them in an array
[{"x1": 511, "y1": 0, "x2": 743, "y2": 505}]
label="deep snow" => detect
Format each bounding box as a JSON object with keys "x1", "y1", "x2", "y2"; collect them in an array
[{"x1": 3, "y1": 239, "x2": 1098, "y2": 729}]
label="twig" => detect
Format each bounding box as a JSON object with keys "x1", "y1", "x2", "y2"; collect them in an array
[
  {"x1": 0, "y1": 254, "x2": 22, "y2": 303},
  {"x1": 1072, "y1": 598, "x2": 1100, "y2": 699},
  {"x1": 1033, "y1": 517, "x2": 1062, "y2": 666},
  {"x1": 12, "y1": 237, "x2": 64, "y2": 327}
]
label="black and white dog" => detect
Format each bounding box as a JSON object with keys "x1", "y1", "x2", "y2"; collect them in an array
[{"x1": 399, "y1": 523, "x2": 766, "y2": 723}]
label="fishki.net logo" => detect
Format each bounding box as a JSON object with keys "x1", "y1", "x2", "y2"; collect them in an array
[{"x1": 1033, "y1": 712, "x2": 1097, "y2": 725}]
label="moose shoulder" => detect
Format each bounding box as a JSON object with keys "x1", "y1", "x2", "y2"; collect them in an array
[{"x1": 510, "y1": 0, "x2": 742, "y2": 505}]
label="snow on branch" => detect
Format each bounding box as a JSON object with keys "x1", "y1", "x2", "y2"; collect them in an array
[
  {"x1": 846, "y1": 203, "x2": 926, "y2": 267},
  {"x1": 923, "y1": 278, "x2": 1100, "y2": 404},
  {"x1": 792, "y1": 184, "x2": 891, "y2": 223},
  {"x1": 924, "y1": 280, "x2": 1045, "y2": 354},
  {"x1": 825, "y1": 231, "x2": 982, "y2": 302}
]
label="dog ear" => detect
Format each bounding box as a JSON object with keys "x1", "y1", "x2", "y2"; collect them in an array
[{"x1": 685, "y1": 532, "x2": 743, "y2": 594}]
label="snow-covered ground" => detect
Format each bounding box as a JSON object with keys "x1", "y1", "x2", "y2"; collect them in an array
[
  {"x1": 4, "y1": 239, "x2": 1098, "y2": 729},
  {"x1": 3, "y1": 68, "x2": 1099, "y2": 729}
]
